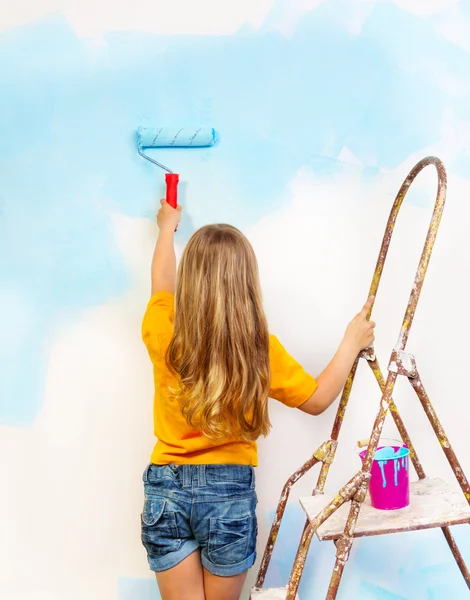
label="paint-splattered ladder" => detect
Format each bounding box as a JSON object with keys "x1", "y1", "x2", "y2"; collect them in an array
[{"x1": 251, "y1": 157, "x2": 470, "y2": 600}]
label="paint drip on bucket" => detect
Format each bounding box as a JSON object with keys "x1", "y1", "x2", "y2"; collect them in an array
[
  {"x1": 359, "y1": 442, "x2": 410, "y2": 510},
  {"x1": 375, "y1": 446, "x2": 409, "y2": 488}
]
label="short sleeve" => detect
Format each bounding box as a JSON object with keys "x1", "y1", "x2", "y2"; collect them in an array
[
  {"x1": 269, "y1": 335, "x2": 317, "y2": 408},
  {"x1": 142, "y1": 292, "x2": 175, "y2": 362}
]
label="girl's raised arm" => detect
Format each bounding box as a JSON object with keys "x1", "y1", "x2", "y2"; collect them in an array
[{"x1": 151, "y1": 199, "x2": 181, "y2": 295}]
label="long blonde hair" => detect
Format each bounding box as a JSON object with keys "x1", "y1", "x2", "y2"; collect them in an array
[{"x1": 166, "y1": 224, "x2": 271, "y2": 442}]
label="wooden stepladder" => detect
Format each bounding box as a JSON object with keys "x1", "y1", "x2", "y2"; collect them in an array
[{"x1": 252, "y1": 157, "x2": 470, "y2": 600}]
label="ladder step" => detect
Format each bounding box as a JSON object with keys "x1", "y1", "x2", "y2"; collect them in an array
[
  {"x1": 300, "y1": 478, "x2": 470, "y2": 541},
  {"x1": 251, "y1": 587, "x2": 300, "y2": 599}
]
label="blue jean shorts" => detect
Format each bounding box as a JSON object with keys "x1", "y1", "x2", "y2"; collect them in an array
[{"x1": 141, "y1": 463, "x2": 258, "y2": 577}]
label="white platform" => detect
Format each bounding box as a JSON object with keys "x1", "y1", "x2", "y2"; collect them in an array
[
  {"x1": 251, "y1": 587, "x2": 300, "y2": 600},
  {"x1": 299, "y1": 478, "x2": 470, "y2": 541}
]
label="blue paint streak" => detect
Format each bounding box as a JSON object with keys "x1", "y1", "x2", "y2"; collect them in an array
[
  {"x1": 375, "y1": 446, "x2": 409, "y2": 488},
  {"x1": 378, "y1": 459, "x2": 388, "y2": 488},
  {"x1": 357, "y1": 581, "x2": 407, "y2": 600},
  {"x1": 118, "y1": 577, "x2": 160, "y2": 600},
  {"x1": 2, "y1": 2, "x2": 470, "y2": 424},
  {"x1": 462, "y1": 0, "x2": 470, "y2": 17},
  {"x1": 395, "y1": 458, "x2": 400, "y2": 486}
]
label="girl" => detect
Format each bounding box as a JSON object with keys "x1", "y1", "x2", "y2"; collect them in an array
[{"x1": 141, "y1": 200, "x2": 375, "y2": 600}]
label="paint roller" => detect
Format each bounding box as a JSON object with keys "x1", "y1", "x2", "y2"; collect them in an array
[{"x1": 137, "y1": 126, "x2": 216, "y2": 208}]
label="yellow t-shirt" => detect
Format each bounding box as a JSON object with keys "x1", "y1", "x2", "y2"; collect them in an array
[{"x1": 142, "y1": 292, "x2": 317, "y2": 466}]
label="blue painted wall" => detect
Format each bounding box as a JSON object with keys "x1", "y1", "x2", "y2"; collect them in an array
[{"x1": 3, "y1": 3, "x2": 470, "y2": 426}]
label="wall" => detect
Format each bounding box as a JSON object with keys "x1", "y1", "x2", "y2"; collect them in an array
[{"x1": 1, "y1": 1, "x2": 470, "y2": 599}]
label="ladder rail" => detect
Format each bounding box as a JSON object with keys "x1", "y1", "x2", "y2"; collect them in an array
[{"x1": 252, "y1": 157, "x2": 470, "y2": 599}]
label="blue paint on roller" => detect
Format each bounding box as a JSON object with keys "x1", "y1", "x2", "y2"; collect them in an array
[
  {"x1": 136, "y1": 126, "x2": 217, "y2": 175},
  {"x1": 137, "y1": 126, "x2": 216, "y2": 148}
]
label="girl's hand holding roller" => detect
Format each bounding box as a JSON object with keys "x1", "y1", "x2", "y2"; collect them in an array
[
  {"x1": 150, "y1": 200, "x2": 182, "y2": 296},
  {"x1": 157, "y1": 198, "x2": 182, "y2": 232}
]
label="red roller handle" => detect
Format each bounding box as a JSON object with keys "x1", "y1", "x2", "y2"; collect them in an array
[{"x1": 165, "y1": 173, "x2": 179, "y2": 208}]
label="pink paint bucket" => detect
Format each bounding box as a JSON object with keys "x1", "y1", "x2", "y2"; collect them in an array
[{"x1": 358, "y1": 438, "x2": 410, "y2": 510}]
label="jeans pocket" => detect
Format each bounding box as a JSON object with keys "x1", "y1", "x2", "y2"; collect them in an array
[
  {"x1": 142, "y1": 464, "x2": 151, "y2": 483},
  {"x1": 141, "y1": 497, "x2": 181, "y2": 557},
  {"x1": 208, "y1": 515, "x2": 253, "y2": 566}
]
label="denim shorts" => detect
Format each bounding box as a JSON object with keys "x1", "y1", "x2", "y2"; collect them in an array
[{"x1": 141, "y1": 463, "x2": 258, "y2": 577}]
